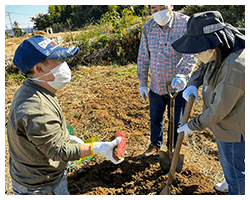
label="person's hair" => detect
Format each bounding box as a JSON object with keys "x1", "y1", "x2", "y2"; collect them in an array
[
  {"x1": 207, "y1": 44, "x2": 231, "y2": 85},
  {"x1": 24, "y1": 59, "x2": 49, "y2": 78},
  {"x1": 40, "y1": 59, "x2": 49, "y2": 66},
  {"x1": 25, "y1": 68, "x2": 34, "y2": 78},
  {"x1": 205, "y1": 25, "x2": 245, "y2": 85}
]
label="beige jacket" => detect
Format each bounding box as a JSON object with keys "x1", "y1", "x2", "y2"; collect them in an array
[
  {"x1": 7, "y1": 79, "x2": 81, "y2": 189},
  {"x1": 187, "y1": 49, "x2": 245, "y2": 142}
]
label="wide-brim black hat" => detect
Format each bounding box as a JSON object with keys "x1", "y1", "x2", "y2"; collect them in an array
[{"x1": 172, "y1": 11, "x2": 235, "y2": 54}]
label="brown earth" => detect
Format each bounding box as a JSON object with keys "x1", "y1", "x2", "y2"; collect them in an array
[{"x1": 5, "y1": 35, "x2": 226, "y2": 195}]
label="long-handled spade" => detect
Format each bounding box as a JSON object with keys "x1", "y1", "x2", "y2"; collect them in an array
[
  {"x1": 160, "y1": 94, "x2": 195, "y2": 195},
  {"x1": 159, "y1": 82, "x2": 183, "y2": 174}
]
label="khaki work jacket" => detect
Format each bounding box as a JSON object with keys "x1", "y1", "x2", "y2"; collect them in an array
[
  {"x1": 187, "y1": 49, "x2": 245, "y2": 142},
  {"x1": 7, "y1": 79, "x2": 81, "y2": 189}
]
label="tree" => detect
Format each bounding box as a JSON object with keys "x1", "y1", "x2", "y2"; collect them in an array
[
  {"x1": 12, "y1": 21, "x2": 22, "y2": 37},
  {"x1": 181, "y1": 5, "x2": 245, "y2": 28},
  {"x1": 32, "y1": 13, "x2": 52, "y2": 31}
]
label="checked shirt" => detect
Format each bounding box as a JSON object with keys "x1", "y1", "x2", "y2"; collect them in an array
[{"x1": 137, "y1": 12, "x2": 196, "y2": 95}]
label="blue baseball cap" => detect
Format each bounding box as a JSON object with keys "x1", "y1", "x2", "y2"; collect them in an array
[{"x1": 13, "y1": 35, "x2": 79, "y2": 73}]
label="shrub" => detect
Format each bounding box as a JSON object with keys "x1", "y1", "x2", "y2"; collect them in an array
[
  {"x1": 68, "y1": 6, "x2": 145, "y2": 67},
  {"x1": 180, "y1": 5, "x2": 245, "y2": 28},
  {"x1": 68, "y1": 5, "x2": 245, "y2": 68}
]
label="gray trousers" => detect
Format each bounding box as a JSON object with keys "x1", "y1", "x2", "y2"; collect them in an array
[{"x1": 11, "y1": 173, "x2": 70, "y2": 195}]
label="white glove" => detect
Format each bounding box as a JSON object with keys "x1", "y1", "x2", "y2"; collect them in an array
[
  {"x1": 177, "y1": 123, "x2": 194, "y2": 138},
  {"x1": 171, "y1": 75, "x2": 187, "y2": 92},
  {"x1": 70, "y1": 135, "x2": 84, "y2": 144},
  {"x1": 183, "y1": 85, "x2": 198, "y2": 103},
  {"x1": 93, "y1": 137, "x2": 124, "y2": 164},
  {"x1": 140, "y1": 87, "x2": 148, "y2": 101}
]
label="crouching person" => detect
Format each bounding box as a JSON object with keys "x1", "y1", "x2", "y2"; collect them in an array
[{"x1": 7, "y1": 35, "x2": 123, "y2": 195}]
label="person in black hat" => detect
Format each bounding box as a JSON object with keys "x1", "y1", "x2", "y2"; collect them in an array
[
  {"x1": 172, "y1": 11, "x2": 245, "y2": 195},
  {"x1": 7, "y1": 35, "x2": 123, "y2": 195}
]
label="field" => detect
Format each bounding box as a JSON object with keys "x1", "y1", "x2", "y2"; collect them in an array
[{"x1": 5, "y1": 33, "x2": 226, "y2": 195}]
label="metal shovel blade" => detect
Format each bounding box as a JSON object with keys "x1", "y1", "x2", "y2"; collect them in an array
[
  {"x1": 159, "y1": 150, "x2": 184, "y2": 174},
  {"x1": 176, "y1": 154, "x2": 184, "y2": 173},
  {"x1": 159, "y1": 150, "x2": 171, "y2": 174}
]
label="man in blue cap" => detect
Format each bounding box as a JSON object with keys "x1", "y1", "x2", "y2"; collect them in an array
[{"x1": 7, "y1": 35, "x2": 123, "y2": 195}]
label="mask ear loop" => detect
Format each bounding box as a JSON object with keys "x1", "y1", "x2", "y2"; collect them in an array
[
  {"x1": 28, "y1": 69, "x2": 53, "y2": 83},
  {"x1": 28, "y1": 61, "x2": 64, "y2": 83}
]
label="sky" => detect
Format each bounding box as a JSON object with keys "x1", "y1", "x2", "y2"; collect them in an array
[{"x1": 5, "y1": 5, "x2": 50, "y2": 29}]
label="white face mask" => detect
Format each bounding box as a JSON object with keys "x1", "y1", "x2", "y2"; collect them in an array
[
  {"x1": 195, "y1": 49, "x2": 215, "y2": 64},
  {"x1": 152, "y1": 9, "x2": 171, "y2": 26},
  {"x1": 29, "y1": 61, "x2": 71, "y2": 90}
]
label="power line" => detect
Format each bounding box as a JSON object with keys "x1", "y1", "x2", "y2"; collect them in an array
[
  {"x1": 5, "y1": 11, "x2": 37, "y2": 30},
  {"x1": 6, "y1": 22, "x2": 33, "y2": 25},
  {"x1": 5, "y1": 12, "x2": 13, "y2": 29},
  {"x1": 5, "y1": 11, "x2": 43, "y2": 16}
]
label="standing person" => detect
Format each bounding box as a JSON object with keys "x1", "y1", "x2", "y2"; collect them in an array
[
  {"x1": 7, "y1": 35, "x2": 123, "y2": 195},
  {"x1": 172, "y1": 11, "x2": 245, "y2": 195},
  {"x1": 137, "y1": 5, "x2": 196, "y2": 156}
]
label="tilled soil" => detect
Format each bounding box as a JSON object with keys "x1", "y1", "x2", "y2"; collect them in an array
[{"x1": 5, "y1": 64, "x2": 225, "y2": 195}]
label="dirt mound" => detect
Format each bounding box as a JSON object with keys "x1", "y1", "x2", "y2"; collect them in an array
[
  {"x1": 67, "y1": 156, "x2": 214, "y2": 195},
  {"x1": 5, "y1": 65, "x2": 225, "y2": 195}
]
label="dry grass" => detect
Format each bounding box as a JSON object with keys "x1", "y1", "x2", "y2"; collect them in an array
[{"x1": 5, "y1": 34, "x2": 225, "y2": 195}]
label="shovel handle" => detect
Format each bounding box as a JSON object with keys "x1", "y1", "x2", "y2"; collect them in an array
[
  {"x1": 166, "y1": 81, "x2": 172, "y2": 85},
  {"x1": 166, "y1": 81, "x2": 178, "y2": 99},
  {"x1": 165, "y1": 81, "x2": 179, "y2": 154},
  {"x1": 160, "y1": 94, "x2": 195, "y2": 195},
  {"x1": 181, "y1": 94, "x2": 195, "y2": 125}
]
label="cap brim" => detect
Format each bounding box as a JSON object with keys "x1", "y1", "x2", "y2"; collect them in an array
[
  {"x1": 172, "y1": 34, "x2": 220, "y2": 54},
  {"x1": 47, "y1": 46, "x2": 79, "y2": 59}
]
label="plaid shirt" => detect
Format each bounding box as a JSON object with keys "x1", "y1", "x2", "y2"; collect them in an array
[{"x1": 137, "y1": 12, "x2": 196, "y2": 95}]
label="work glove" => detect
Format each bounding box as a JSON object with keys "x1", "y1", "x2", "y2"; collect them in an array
[
  {"x1": 70, "y1": 135, "x2": 84, "y2": 144},
  {"x1": 171, "y1": 74, "x2": 187, "y2": 92},
  {"x1": 177, "y1": 123, "x2": 194, "y2": 138},
  {"x1": 182, "y1": 85, "x2": 198, "y2": 103},
  {"x1": 92, "y1": 137, "x2": 124, "y2": 165},
  {"x1": 140, "y1": 87, "x2": 148, "y2": 101}
]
